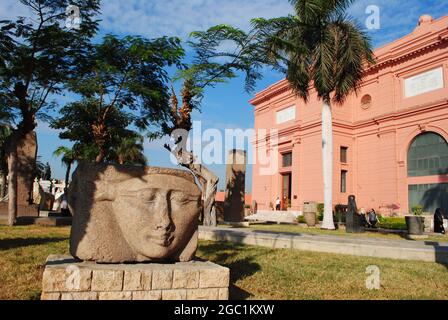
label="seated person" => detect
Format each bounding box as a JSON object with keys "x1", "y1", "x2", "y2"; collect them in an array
[
  {"x1": 434, "y1": 208, "x2": 446, "y2": 234},
  {"x1": 367, "y1": 209, "x2": 379, "y2": 228}
]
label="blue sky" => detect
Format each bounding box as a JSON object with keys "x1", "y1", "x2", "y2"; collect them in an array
[{"x1": 1, "y1": 0, "x2": 448, "y2": 191}]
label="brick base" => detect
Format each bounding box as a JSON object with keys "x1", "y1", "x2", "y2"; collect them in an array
[{"x1": 41, "y1": 255, "x2": 230, "y2": 301}]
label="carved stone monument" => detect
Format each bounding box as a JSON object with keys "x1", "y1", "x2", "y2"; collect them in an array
[
  {"x1": 68, "y1": 163, "x2": 201, "y2": 263},
  {"x1": 17, "y1": 131, "x2": 39, "y2": 217},
  {"x1": 41, "y1": 162, "x2": 230, "y2": 300},
  {"x1": 346, "y1": 195, "x2": 365, "y2": 233},
  {"x1": 224, "y1": 150, "x2": 247, "y2": 223}
]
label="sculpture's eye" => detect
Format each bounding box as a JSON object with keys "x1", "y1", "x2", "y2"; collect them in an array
[
  {"x1": 170, "y1": 192, "x2": 195, "y2": 205},
  {"x1": 142, "y1": 193, "x2": 157, "y2": 203}
]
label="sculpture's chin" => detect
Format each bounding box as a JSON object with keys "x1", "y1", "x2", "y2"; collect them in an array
[{"x1": 134, "y1": 242, "x2": 177, "y2": 261}]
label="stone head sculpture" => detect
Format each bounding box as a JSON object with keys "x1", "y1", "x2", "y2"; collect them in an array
[{"x1": 68, "y1": 162, "x2": 202, "y2": 263}]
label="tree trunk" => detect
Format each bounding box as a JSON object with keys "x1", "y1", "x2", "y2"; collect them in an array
[
  {"x1": 7, "y1": 145, "x2": 17, "y2": 226},
  {"x1": 197, "y1": 167, "x2": 218, "y2": 227},
  {"x1": 166, "y1": 145, "x2": 218, "y2": 227},
  {"x1": 0, "y1": 171, "x2": 6, "y2": 198},
  {"x1": 321, "y1": 98, "x2": 335, "y2": 230},
  {"x1": 95, "y1": 147, "x2": 106, "y2": 163},
  {"x1": 6, "y1": 130, "x2": 38, "y2": 223},
  {"x1": 65, "y1": 162, "x2": 72, "y2": 191}
]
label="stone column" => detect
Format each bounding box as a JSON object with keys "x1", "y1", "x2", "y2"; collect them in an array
[
  {"x1": 16, "y1": 131, "x2": 39, "y2": 217},
  {"x1": 224, "y1": 150, "x2": 247, "y2": 223}
]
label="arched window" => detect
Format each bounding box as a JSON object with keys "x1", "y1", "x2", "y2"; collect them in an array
[{"x1": 407, "y1": 132, "x2": 448, "y2": 177}]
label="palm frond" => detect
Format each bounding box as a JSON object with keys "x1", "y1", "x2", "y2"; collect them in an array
[{"x1": 253, "y1": 0, "x2": 375, "y2": 103}]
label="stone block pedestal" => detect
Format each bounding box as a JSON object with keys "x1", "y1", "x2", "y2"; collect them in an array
[{"x1": 41, "y1": 255, "x2": 230, "y2": 300}]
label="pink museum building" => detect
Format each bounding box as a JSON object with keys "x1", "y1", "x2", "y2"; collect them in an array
[{"x1": 250, "y1": 15, "x2": 448, "y2": 216}]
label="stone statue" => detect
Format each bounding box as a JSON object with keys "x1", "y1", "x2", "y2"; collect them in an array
[
  {"x1": 68, "y1": 162, "x2": 202, "y2": 263},
  {"x1": 346, "y1": 195, "x2": 365, "y2": 233}
]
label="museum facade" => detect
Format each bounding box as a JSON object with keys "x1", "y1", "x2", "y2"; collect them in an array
[{"x1": 250, "y1": 15, "x2": 448, "y2": 216}]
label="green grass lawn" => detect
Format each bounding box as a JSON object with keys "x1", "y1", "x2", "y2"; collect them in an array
[
  {"x1": 1, "y1": 225, "x2": 448, "y2": 300},
  {"x1": 232, "y1": 223, "x2": 448, "y2": 243},
  {"x1": 0, "y1": 226, "x2": 71, "y2": 300}
]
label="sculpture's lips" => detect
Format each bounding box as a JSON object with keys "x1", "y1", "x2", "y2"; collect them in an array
[{"x1": 146, "y1": 232, "x2": 174, "y2": 247}]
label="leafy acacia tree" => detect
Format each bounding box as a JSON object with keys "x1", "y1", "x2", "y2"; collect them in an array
[
  {"x1": 52, "y1": 34, "x2": 184, "y2": 164},
  {"x1": 252, "y1": 0, "x2": 375, "y2": 229},
  {"x1": 0, "y1": 0, "x2": 100, "y2": 225},
  {"x1": 162, "y1": 25, "x2": 267, "y2": 226}
]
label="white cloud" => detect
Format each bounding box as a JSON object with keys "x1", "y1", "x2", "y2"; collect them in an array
[
  {"x1": 0, "y1": 0, "x2": 31, "y2": 20},
  {"x1": 99, "y1": 0, "x2": 293, "y2": 38}
]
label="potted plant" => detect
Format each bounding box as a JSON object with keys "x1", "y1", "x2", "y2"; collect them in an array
[
  {"x1": 334, "y1": 204, "x2": 347, "y2": 227},
  {"x1": 317, "y1": 203, "x2": 325, "y2": 222},
  {"x1": 303, "y1": 202, "x2": 318, "y2": 227},
  {"x1": 406, "y1": 205, "x2": 425, "y2": 235}
]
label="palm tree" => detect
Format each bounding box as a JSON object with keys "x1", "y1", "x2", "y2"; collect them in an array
[
  {"x1": 253, "y1": 0, "x2": 375, "y2": 229},
  {"x1": 113, "y1": 135, "x2": 147, "y2": 166},
  {"x1": 53, "y1": 147, "x2": 76, "y2": 189}
]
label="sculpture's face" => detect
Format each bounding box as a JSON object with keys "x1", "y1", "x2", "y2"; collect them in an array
[{"x1": 110, "y1": 174, "x2": 201, "y2": 260}]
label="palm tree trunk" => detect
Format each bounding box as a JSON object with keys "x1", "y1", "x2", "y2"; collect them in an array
[
  {"x1": 95, "y1": 147, "x2": 106, "y2": 163},
  {"x1": 7, "y1": 146, "x2": 17, "y2": 226},
  {"x1": 321, "y1": 98, "x2": 335, "y2": 230},
  {"x1": 65, "y1": 161, "x2": 72, "y2": 190}
]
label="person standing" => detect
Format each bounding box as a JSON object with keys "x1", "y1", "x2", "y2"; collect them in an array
[{"x1": 275, "y1": 197, "x2": 281, "y2": 211}]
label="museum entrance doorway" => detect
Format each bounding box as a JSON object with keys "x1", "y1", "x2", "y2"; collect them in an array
[{"x1": 281, "y1": 173, "x2": 292, "y2": 211}]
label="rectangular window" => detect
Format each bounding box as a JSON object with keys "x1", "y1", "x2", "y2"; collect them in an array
[
  {"x1": 340, "y1": 147, "x2": 348, "y2": 163},
  {"x1": 282, "y1": 152, "x2": 292, "y2": 168},
  {"x1": 341, "y1": 170, "x2": 348, "y2": 193}
]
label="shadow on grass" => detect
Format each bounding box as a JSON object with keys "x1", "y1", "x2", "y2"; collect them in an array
[
  {"x1": 199, "y1": 241, "x2": 261, "y2": 300},
  {"x1": 424, "y1": 241, "x2": 448, "y2": 270},
  {"x1": 0, "y1": 237, "x2": 67, "y2": 251}
]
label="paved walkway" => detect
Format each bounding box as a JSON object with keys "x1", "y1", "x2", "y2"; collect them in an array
[{"x1": 199, "y1": 226, "x2": 448, "y2": 264}]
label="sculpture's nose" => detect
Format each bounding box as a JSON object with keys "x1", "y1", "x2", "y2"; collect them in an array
[{"x1": 154, "y1": 195, "x2": 172, "y2": 232}]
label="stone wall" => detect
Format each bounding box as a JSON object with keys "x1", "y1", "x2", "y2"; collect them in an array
[
  {"x1": 0, "y1": 202, "x2": 39, "y2": 217},
  {"x1": 41, "y1": 255, "x2": 230, "y2": 300}
]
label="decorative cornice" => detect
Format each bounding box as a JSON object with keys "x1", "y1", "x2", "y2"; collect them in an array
[
  {"x1": 250, "y1": 19, "x2": 448, "y2": 107},
  {"x1": 367, "y1": 30, "x2": 448, "y2": 72},
  {"x1": 250, "y1": 81, "x2": 291, "y2": 106}
]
